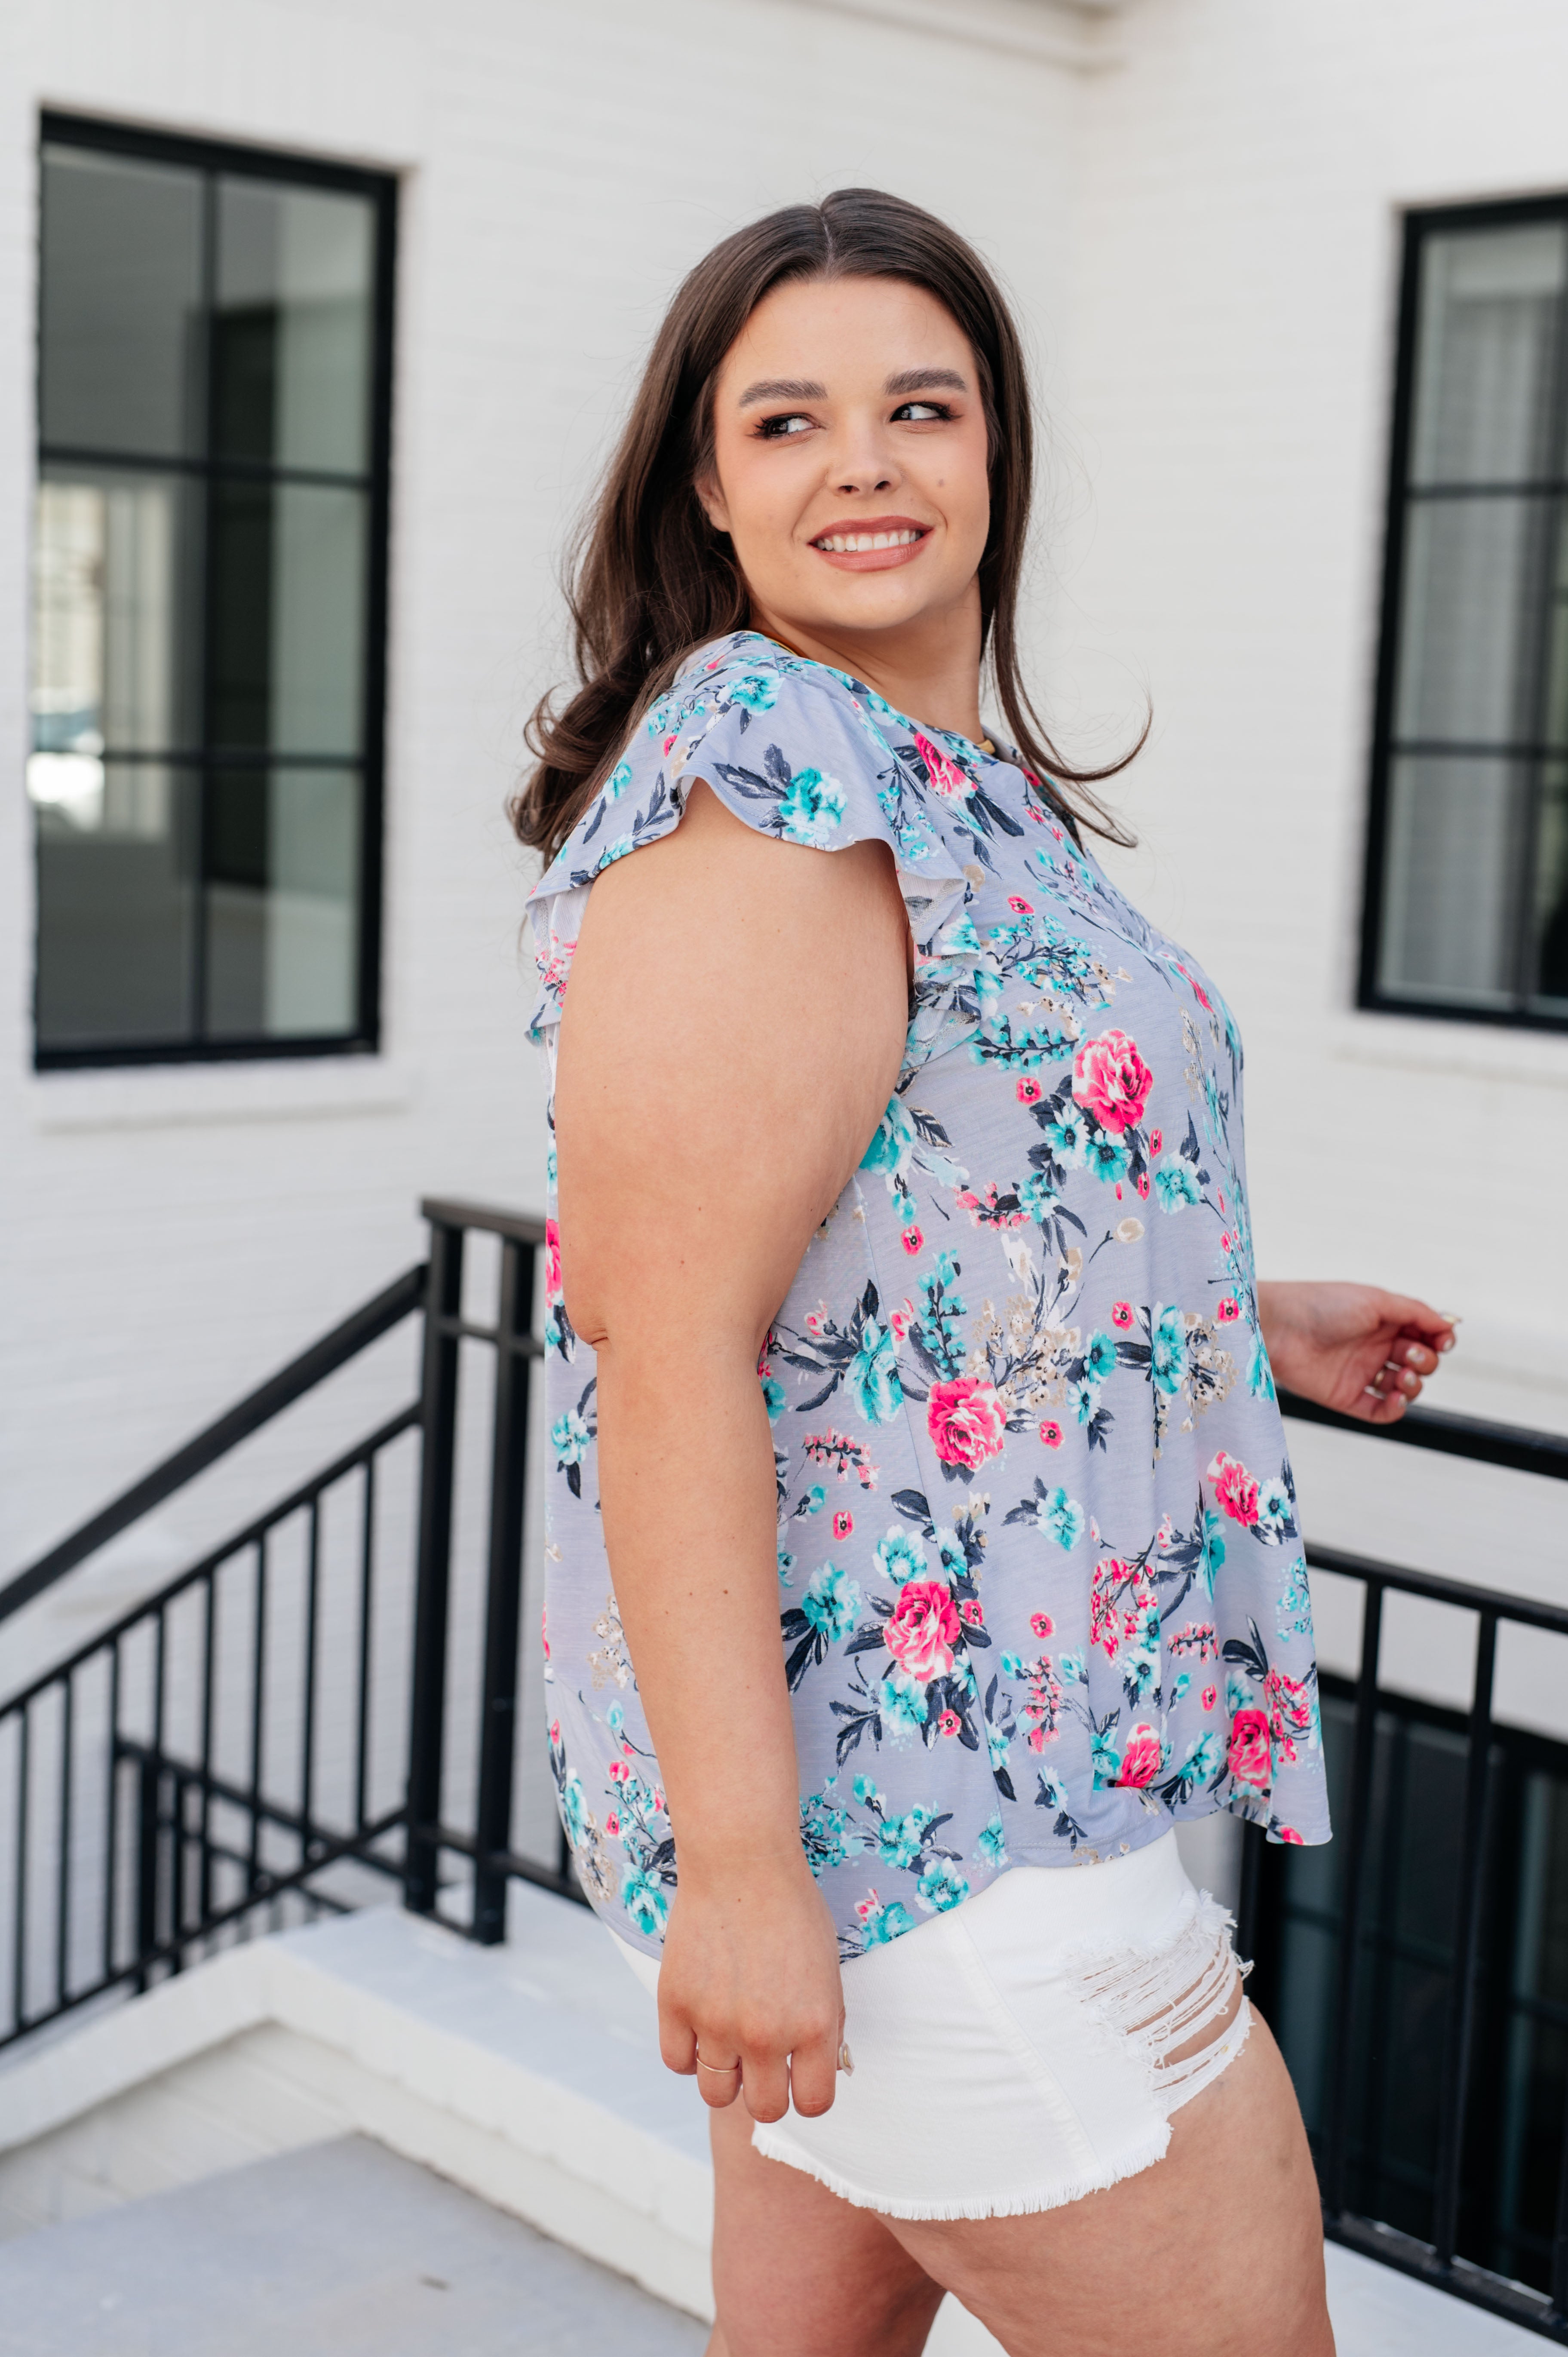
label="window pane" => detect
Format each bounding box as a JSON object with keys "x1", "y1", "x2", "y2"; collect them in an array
[
  {"x1": 1531, "y1": 764, "x2": 1568, "y2": 1007},
  {"x1": 34, "y1": 764, "x2": 196, "y2": 1047},
  {"x1": 32, "y1": 470, "x2": 202, "y2": 760},
  {"x1": 1378, "y1": 754, "x2": 1526, "y2": 1007},
  {"x1": 1409, "y1": 224, "x2": 1567, "y2": 488},
  {"x1": 204, "y1": 767, "x2": 362, "y2": 1037},
  {"x1": 39, "y1": 147, "x2": 203, "y2": 459},
  {"x1": 209, "y1": 481, "x2": 368, "y2": 754},
  {"x1": 215, "y1": 181, "x2": 374, "y2": 474},
  {"x1": 1394, "y1": 494, "x2": 1553, "y2": 746}
]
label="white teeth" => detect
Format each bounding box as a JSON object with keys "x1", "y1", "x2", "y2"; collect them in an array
[{"x1": 814, "y1": 528, "x2": 923, "y2": 553}]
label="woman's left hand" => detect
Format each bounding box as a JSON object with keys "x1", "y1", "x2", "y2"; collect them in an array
[{"x1": 1255, "y1": 1281, "x2": 1458, "y2": 1424}]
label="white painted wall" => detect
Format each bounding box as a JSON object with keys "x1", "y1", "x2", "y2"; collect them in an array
[
  {"x1": 0, "y1": 0, "x2": 1092, "y2": 1605},
  {"x1": 1, "y1": 0, "x2": 1563, "y2": 1695}
]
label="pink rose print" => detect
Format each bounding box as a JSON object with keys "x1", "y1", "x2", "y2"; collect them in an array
[
  {"x1": 1278, "y1": 1826, "x2": 1304, "y2": 1845},
  {"x1": 1150, "y1": 1128, "x2": 1163, "y2": 1156},
  {"x1": 604, "y1": 1811, "x2": 621, "y2": 1838},
  {"x1": 885, "y1": 1579, "x2": 960, "y2": 1683},
  {"x1": 833, "y1": 1510, "x2": 854, "y2": 1539},
  {"x1": 1202, "y1": 1685, "x2": 1218, "y2": 1711},
  {"x1": 960, "y1": 1598, "x2": 985, "y2": 1627},
  {"x1": 927, "y1": 1377, "x2": 1007, "y2": 1470},
  {"x1": 1090, "y1": 1557, "x2": 1129, "y2": 1658},
  {"x1": 1071, "y1": 1029, "x2": 1154, "y2": 1134},
  {"x1": 1135, "y1": 1172, "x2": 1150, "y2": 1199},
  {"x1": 1227, "y1": 1708, "x2": 1272, "y2": 1789},
  {"x1": 1030, "y1": 1611, "x2": 1054, "y2": 1639},
  {"x1": 938, "y1": 1709, "x2": 962, "y2": 1738},
  {"x1": 545, "y1": 1217, "x2": 563, "y2": 1302},
  {"x1": 1115, "y1": 1724, "x2": 1165, "y2": 1788},
  {"x1": 1111, "y1": 1301, "x2": 1134, "y2": 1330},
  {"x1": 914, "y1": 730, "x2": 970, "y2": 800},
  {"x1": 902, "y1": 1225, "x2": 924, "y2": 1255},
  {"x1": 1016, "y1": 1078, "x2": 1043, "y2": 1105},
  {"x1": 1007, "y1": 895, "x2": 1034, "y2": 914},
  {"x1": 1216, "y1": 1297, "x2": 1240, "y2": 1323},
  {"x1": 1039, "y1": 1419, "x2": 1064, "y2": 1449},
  {"x1": 1208, "y1": 1450, "x2": 1261, "y2": 1528}
]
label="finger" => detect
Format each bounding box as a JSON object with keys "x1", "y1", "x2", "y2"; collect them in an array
[
  {"x1": 1380, "y1": 1357, "x2": 1424, "y2": 1397},
  {"x1": 1390, "y1": 1299, "x2": 1461, "y2": 1347},
  {"x1": 1396, "y1": 1339, "x2": 1437, "y2": 1375},
  {"x1": 787, "y1": 2022, "x2": 841, "y2": 2121},
  {"x1": 742, "y1": 2048, "x2": 792, "y2": 2126},
  {"x1": 694, "y1": 2052, "x2": 744, "y2": 2110},
  {"x1": 658, "y1": 2006, "x2": 698, "y2": 2078},
  {"x1": 1355, "y1": 1383, "x2": 1409, "y2": 1424}
]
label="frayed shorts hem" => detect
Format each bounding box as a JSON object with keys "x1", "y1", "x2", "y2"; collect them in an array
[{"x1": 747, "y1": 2121, "x2": 1175, "y2": 2222}]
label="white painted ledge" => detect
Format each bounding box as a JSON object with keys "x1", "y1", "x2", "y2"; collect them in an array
[
  {"x1": 773, "y1": 0, "x2": 1134, "y2": 71},
  {"x1": 0, "y1": 1889, "x2": 1539, "y2": 2353},
  {"x1": 25, "y1": 1055, "x2": 419, "y2": 1133}
]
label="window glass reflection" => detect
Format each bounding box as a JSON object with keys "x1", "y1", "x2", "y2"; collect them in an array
[
  {"x1": 205, "y1": 768, "x2": 362, "y2": 1037},
  {"x1": 40, "y1": 148, "x2": 203, "y2": 459},
  {"x1": 210, "y1": 481, "x2": 367, "y2": 754},
  {"x1": 215, "y1": 180, "x2": 374, "y2": 474},
  {"x1": 34, "y1": 765, "x2": 196, "y2": 1048}
]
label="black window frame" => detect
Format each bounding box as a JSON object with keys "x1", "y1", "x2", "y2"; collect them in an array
[
  {"x1": 32, "y1": 111, "x2": 397, "y2": 1071},
  {"x1": 1359, "y1": 192, "x2": 1568, "y2": 1037}
]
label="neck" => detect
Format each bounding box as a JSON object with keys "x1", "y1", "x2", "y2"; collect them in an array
[{"x1": 749, "y1": 583, "x2": 987, "y2": 744}]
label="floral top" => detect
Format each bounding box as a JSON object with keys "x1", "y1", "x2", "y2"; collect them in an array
[{"x1": 526, "y1": 630, "x2": 1329, "y2": 1961}]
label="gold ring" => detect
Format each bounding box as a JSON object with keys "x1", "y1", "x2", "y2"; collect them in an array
[
  {"x1": 696, "y1": 2050, "x2": 740, "y2": 2074},
  {"x1": 838, "y1": 2041, "x2": 854, "y2": 2075}
]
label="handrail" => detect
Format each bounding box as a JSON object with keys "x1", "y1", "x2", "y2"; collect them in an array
[
  {"x1": 420, "y1": 1196, "x2": 548, "y2": 1246},
  {"x1": 1279, "y1": 1386, "x2": 1568, "y2": 1482},
  {"x1": 0, "y1": 1262, "x2": 428, "y2": 1627}
]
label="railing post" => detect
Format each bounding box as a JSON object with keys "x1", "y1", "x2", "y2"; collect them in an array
[
  {"x1": 471, "y1": 1237, "x2": 537, "y2": 1944},
  {"x1": 1323, "y1": 1579, "x2": 1384, "y2": 2219},
  {"x1": 134, "y1": 1755, "x2": 160, "y2": 1993},
  {"x1": 1432, "y1": 1610, "x2": 1497, "y2": 2269},
  {"x1": 404, "y1": 1216, "x2": 464, "y2": 1915}
]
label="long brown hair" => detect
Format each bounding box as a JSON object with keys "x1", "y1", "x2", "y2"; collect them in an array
[{"x1": 513, "y1": 188, "x2": 1140, "y2": 862}]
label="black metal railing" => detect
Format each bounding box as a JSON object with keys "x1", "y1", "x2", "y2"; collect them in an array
[
  {"x1": 0, "y1": 1199, "x2": 574, "y2": 2055},
  {"x1": 6, "y1": 1232, "x2": 1568, "y2": 2344},
  {"x1": 1246, "y1": 1389, "x2": 1568, "y2": 2343}
]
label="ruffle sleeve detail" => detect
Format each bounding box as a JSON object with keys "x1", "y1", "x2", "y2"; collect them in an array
[{"x1": 525, "y1": 636, "x2": 969, "y2": 1045}]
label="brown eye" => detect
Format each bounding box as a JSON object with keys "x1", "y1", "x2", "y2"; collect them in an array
[
  {"x1": 758, "y1": 413, "x2": 813, "y2": 439},
  {"x1": 893, "y1": 401, "x2": 949, "y2": 422}
]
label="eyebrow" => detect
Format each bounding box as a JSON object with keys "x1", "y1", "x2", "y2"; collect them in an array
[{"x1": 734, "y1": 365, "x2": 970, "y2": 409}]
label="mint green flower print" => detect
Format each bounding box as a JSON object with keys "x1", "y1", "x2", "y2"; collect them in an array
[{"x1": 527, "y1": 629, "x2": 1328, "y2": 1963}]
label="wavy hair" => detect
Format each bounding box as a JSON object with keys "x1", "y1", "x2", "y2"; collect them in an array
[{"x1": 513, "y1": 188, "x2": 1139, "y2": 862}]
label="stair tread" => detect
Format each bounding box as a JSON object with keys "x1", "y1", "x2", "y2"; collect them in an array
[{"x1": 0, "y1": 2133, "x2": 707, "y2": 2355}]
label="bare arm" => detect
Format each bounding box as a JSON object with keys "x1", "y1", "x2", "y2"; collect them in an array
[{"x1": 554, "y1": 781, "x2": 909, "y2": 2121}]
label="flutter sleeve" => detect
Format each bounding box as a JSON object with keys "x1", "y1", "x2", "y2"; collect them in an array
[{"x1": 525, "y1": 643, "x2": 969, "y2": 1045}]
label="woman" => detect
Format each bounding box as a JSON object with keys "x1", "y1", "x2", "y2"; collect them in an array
[{"x1": 516, "y1": 190, "x2": 1455, "y2": 2357}]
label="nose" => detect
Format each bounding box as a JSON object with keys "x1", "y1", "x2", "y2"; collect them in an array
[
  {"x1": 827, "y1": 411, "x2": 902, "y2": 499},
  {"x1": 835, "y1": 466, "x2": 894, "y2": 495}
]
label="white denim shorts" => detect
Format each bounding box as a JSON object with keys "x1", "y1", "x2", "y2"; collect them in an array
[{"x1": 613, "y1": 1830, "x2": 1250, "y2": 2220}]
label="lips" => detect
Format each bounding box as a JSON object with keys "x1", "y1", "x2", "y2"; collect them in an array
[{"x1": 808, "y1": 516, "x2": 933, "y2": 571}]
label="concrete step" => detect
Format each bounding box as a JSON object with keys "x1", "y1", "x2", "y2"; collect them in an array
[{"x1": 0, "y1": 2132, "x2": 707, "y2": 2356}]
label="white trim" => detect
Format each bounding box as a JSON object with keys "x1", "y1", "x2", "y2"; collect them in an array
[{"x1": 771, "y1": 0, "x2": 1133, "y2": 71}]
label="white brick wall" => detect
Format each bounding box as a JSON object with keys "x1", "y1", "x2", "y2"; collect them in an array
[
  {"x1": 0, "y1": 0, "x2": 1087, "y2": 1589},
  {"x1": 2, "y1": 0, "x2": 1563, "y2": 1644}
]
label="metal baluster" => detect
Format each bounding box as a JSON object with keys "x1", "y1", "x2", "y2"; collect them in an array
[
  {"x1": 249, "y1": 1539, "x2": 268, "y2": 1898},
  {"x1": 1432, "y1": 1611, "x2": 1498, "y2": 2270},
  {"x1": 472, "y1": 1237, "x2": 535, "y2": 1943},
  {"x1": 1323, "y1": 1579, "x2": 1384, "y2": 2219},
  {"x1": 56, "y1": 1676, "x2": 73, "y2": 2011},
  {"x1": 199, "y1": 1571, "x2": 216, "y2": 1928},
  {"x1": 13, "y1": 1706, "x2": 29, "y2": 2034},
  {"x1": 405, "y1": 1218, "x2": 464, "y2": 1915},
  {"x1": 1547, "y1": 2072, "x2": 1568, "y2": 2322},
  {"x1": 300, "y1": 1497, "x2": 321, "y2": 1876},
  {"x1": 356, "y1": 1456, "x2": 377, "y2": 1831},
  {"x1": 104, "y1": 1642, "x2": 120, "y2": 1983},
  {"x1": 153, "y1": 1609, "x2": 174, "y2": 1973}
]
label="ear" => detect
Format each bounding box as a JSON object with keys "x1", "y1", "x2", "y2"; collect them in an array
[{"x1": 694, "y1": 469, "x2": 732, "y2": 536}]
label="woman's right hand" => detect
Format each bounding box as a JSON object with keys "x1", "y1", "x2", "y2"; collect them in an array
[{"x1": 657, "y1": 1850, "x2": 847, "y2": 2122}]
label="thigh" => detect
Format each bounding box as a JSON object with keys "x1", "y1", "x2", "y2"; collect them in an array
[
  {"x1": 881, "y1": 2009, "x2": 1335, "y2": 2357},
  {"x1": 708, "y1": 2099, "x2": 947, "y2": 2357}
]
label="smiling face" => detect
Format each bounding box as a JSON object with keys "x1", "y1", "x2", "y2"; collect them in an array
[{"x1": 697, "y1": 274, "x2": 992, "y2": 674}]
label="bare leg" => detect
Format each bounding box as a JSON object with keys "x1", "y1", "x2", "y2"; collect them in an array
[
  {"x1": 705, "y1": 2098, "x2": 946, "y2": 2357},
  {"x1": 882, "y1": 2004, "x2": 1333, "y2": 2357}
]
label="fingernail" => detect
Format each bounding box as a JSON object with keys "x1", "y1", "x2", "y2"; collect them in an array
[{"x1": 1439, "y1": 1313, "x2": 1461, "y2": 1325}]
